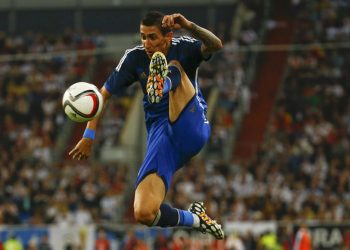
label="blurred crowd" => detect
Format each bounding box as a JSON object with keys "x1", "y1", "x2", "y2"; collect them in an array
[
  {"x1": 0, "y1": 30, "x2": 129, "y2": 226},
  {"x1": 200, "y1": 0, "x2": 262, "y2": 158},
  {"x1": 2, "y1": 0, "x2": 350, "y2": 249}
]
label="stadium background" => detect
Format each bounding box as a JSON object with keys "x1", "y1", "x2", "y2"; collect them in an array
[{"x1": 0, "y1": 0, "x2": 350, "y2": 249}]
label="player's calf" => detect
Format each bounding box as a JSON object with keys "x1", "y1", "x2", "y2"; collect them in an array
[{"x1": 134, "y1": 204, "x2": 159, "y2": 226}]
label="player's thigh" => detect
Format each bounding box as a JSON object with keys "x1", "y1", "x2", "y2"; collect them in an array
[{"x1": 134, "y1": 173, "x2": 166, "y2": 212}]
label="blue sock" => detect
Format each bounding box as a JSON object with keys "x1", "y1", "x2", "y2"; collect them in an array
[
  {"x1": 153, "y1": 203, "x2": 194, "y2": 228},
  {"x1": 178, "y1": 209, "x2": 194, "y2": 227},
  {"x1": 163, "y1": 65, "x2": 181, "y2": 94}
]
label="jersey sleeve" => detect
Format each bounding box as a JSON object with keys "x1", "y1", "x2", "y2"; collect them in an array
[
  {"x1": 104, "y1": 49, "x2": 137, "y2": 95},
  {"x1": 180, "y1": 36, "x2": 210, "y2": 65}
]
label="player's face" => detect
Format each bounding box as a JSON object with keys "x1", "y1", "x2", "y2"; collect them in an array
[{"x1": 140, "y1": 25, "x2": 173, "y2": 58}]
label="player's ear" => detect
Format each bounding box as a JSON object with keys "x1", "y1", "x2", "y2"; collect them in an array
[{"x1": 165, "y1": 31, "x2": 173, "y2": 42}]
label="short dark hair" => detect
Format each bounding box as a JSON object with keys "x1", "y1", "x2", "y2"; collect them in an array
[{"x1": 141, "y1": 11, "x2": 171, "y2": 35}]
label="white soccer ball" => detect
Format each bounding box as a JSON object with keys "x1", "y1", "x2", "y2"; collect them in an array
[{"x1": 62, "y1": 82, "x2": 103, "y2": 123}]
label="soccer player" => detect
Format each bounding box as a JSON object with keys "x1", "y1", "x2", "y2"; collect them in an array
[{"x1": 69, "y1": 11, "x2": 224, "y2": 239}]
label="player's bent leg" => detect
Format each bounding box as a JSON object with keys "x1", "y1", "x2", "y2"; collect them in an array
[
  {"x1": 168, "y1": 60, "x2": 196, "y2": 123},
  {"x1": 134, "y1": 173, "x2": 165, "y2": 225},
  {"x1": 134, "y1": 174, "x2": 205, "y2": 232}
]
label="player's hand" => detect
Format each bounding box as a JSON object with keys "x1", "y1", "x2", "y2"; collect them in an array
[
  {"x1": 162, "y1": 13, "x2": 192, "y2": 30},
  {"x1": 69, "y1": 138, "x2": 93, "y2": 160}
]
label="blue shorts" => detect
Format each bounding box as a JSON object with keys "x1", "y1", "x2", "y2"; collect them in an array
[{"x1": 135, "y1": 96, "x2": 210, "y2": 192}]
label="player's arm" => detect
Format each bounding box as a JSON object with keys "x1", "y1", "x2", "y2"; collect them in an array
[
  {"x1": 189, "y1": 22, "x2": 223, "y2": 56},
  {"x1": 69, "y1": 86, "x2": 110, "y2": 160},
  {"x1": 162, "y1": 13, "x2": 223, "y2": 56},
  {"x1": 84, "y1": 86, "x2": 110, "y2": 131},
  {"x1": 69, "y1": 49, "x2": 136, "y2": 160}
]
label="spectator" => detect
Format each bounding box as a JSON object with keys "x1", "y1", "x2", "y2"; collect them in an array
[
  {"x1": 153, "y1": 233, "x2": 168, "y2": 250},
  {"x1": 225, "y1": 233, "x2": 245, "y2": 250},
  {"x1": 293, "y1": 223, "x2": 311, "y2": 250},
  {"x1": 95, "y1": 229, "x2": 110, "y2": 250},
  {"x1": 123, "y1": 230, "x2": 149, "y2": 250},
  {"x1": 3, "y1": 234, "x2": 23, "y2": 250},
  {"x1": 259, "y1": 231, "x2": 282, "y2": 250},
  {"x1": 38, "y1": 235, "x2": 52, "y2": 250}
]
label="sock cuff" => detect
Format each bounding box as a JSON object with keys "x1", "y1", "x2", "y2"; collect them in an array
[
  {"x1": 167, "y1": 65, "x2": 181, "y2": 91},
  {"x1": 176, "y1": 209, "x2": 180, "y2": 226},
  {"x1": 178, "y1": 210, "x2": 194, "y2": 227},
  {"x1": 151, "y1": 210, "x2": 161, "y2": 226},
  {"x1": 164, "y1": 77, "x2": 172, "y2": 93}
]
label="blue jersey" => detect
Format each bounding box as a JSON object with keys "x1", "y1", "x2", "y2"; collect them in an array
[
  {"x1": 104, "y1": 36, "x2": 212, "y2": 191},
  {"x1": 104, "y1": 36, "x2": 208, "y2": 131}
]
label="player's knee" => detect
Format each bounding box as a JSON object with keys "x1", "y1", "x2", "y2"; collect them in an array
[
  {"x1": 134, "y1": 204, "x2": 158, "y2": 226},
  {"x1": 168, "y1": 60, "x2": 183, "y2": 72}
]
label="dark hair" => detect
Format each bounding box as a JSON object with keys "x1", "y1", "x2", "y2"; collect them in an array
[{"x1": 141, "y1": 11, "x2": 171, "y2": 35}]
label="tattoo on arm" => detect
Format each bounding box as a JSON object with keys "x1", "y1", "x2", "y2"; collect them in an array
[{"x1": 190, "y1": 22, "x2": 222, "y2": 52}]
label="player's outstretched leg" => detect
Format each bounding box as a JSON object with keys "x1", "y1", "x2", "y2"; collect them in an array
[
  {"x1": 189, "y1": 202, "x2": 225, "y2": 239},
  {"x1": 135, "y1": 174, "x2": 225, "y2": 239}
]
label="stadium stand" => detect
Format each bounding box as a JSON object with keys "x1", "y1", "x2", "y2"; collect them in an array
[
  {"x1": 0, "y1": 31, "x2": 132, "y2": 226},
  {"x1": 2, "y1": 0, "x2": 350, "y2": 249}
]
